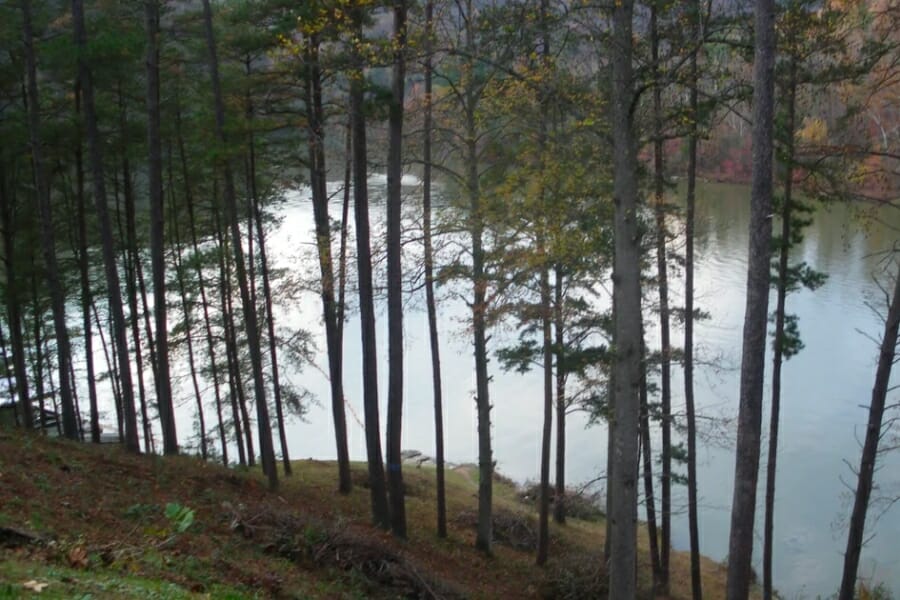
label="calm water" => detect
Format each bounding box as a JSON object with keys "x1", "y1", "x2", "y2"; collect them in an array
[{"x1": 112, "y1": 180, "x2": 898, "y2": 598}]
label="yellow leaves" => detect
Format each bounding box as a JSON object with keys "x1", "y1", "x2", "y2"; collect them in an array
[{"x1": 797, "y1": 117, "x2": 828, "y2": 144}]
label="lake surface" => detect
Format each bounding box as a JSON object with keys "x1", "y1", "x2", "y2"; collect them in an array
[{"x1": 83, "y1": 180, "x2": 898, "y2": 598}]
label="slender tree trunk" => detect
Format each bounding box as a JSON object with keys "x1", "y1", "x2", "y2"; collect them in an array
[
  {"x1": 838, "y1": 263, "x2": 900, "y2": 600},
  {"x1": 145, "y1": 0, "x2": 177, "y2": 455},
  {"x1": 763, "y1": 56, "x2": 797, "y2": 600},
  {"x1": 684, "y1": 0, "x2": 703, "y2": 594},
  {"x1": 74, "y1": 84, "x2": 100, "y2": 444},
  {"x1": 337, "y1": 112, "x2": 352, "y2": 340},
  {"x1": 553, "y1": 266, "x2": 566, "y2": 524},
  {"x1": 536, "y1": 0, "x2": 553, "y2": 566},
  {"x1": 200, "y1": 0, "x2": 277, "y2": 489},
  {"x1": 243, "y1": 67, "x2": 290, "y2": 475},
  {"x1": 216, "y1": 212, "x2": 248, "y2": 466},
  {"x1": 118, "y1": 93, "x2": 154, "y2": 454},
  {"x1": 218, "y1": 220, "x2": 254, "y2": 466},
  {"x1": 250, "y1": 148, "x2": 291, "y2": 476},
  {"x1": 609, "y1": 0, "x2": 642, "y2": 594},
  {"x1": 386, "y1": 0, "x2": 408, "y2": 539},
  {"x1": 0, "y1": 164, "x2": 32, "y2": 430},
  {"x1": 726, "y1": 0, "x2": 776, "y2": 596},
  {"x1": 31, "y1": 291, "x2": 47, "y2": 434},
  {"x1": 304, "y1": 36, "x2": 351, "y2": 492},
  {"x1": 72, "y1": 0, "x2": 139, "y2": 452},
  {"x1": 21, "y1": 0, "x2": 77, "y2": 439},
  {"x1": 640, "y1": 336, "x2": 662, "y2": 591},
  {"x1": 459, "y1": 0, "x2": 493, "y2": 552},
  {"x1": 167, "y1": 143, "x2": 207, "y2": 460},
  {"x1": 650, "y1": 3, "x2": 672, "y2": 590},
  {"x1": 537, "y1": 265, "x2": 553, "y2": 566},
  {"x1": 92, "y1": 299, "x2": 122, "y2": 441},
  {"x1": 179, "y1": 104, "x2": 228, "y2": 466},
  {"x1": 0, "y1": 324, "x2": 17, "y2": 408},
  {"x1": 349, "y1": 5, "x2": 390, "y2": 528},
  {"x1": 41, "y1": 331, "x2": 61, "y2": 436},
  {"x1": 423, "y1": 0, "x2": 447, "y2": 538}
]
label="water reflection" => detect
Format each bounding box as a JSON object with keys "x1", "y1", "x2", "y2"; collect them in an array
[{"x1": 155, "y1": 180, "x2": 898, "y2": 598}]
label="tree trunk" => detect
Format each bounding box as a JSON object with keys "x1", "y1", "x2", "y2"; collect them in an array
[
  {"x1": 304, "y1": 35, "x2": 352, "y2": 493},
  {"x1": 458, "y1": 0, "x2": 493, "y2": 552},
  {"x1": 423, "y1": 0, "x2": 447, "y2": 538},
  {"x1": 72, "y1": 0, "x2": 139, "y2": 452},
  {"x1": 200, "y1": 0, "x2": 277, "y2": 490},
  {"x1": 553, "y1": 266, "x2": 566, "y2": 524},
  {"x1": 118, "y1": 91, "x2": 154, "y2": 454},
  {"x1": 838, "y1": 263, "x2": 900, "y2": 600},
  {"x1": 0, "y1": 164, "x2": 32, "y2": 430},
  {"x1": 763, "y1": 56, "x2": 797, "y2": 600},
  {"x1": 74, "y1": 83, "x2": 100, "y2": 444},
  {"x1": 92, "y1": 299, "x2": 122, "y2": 441},
  {"x1": 640, "y1": 337, "x2": 662, "y2": 589},
  {"x1": 21, "y1": 0, "x2": 77, "y2": 439},
  {"x1": 386, "y1": 0, "x2": 408, "y2": 539},
  {"x1": 244, "y1": 66, "x2": 290, "y2": 475},
  {"x1": 217, "y1": 217, "x2": 253, "y2": 466},
  {"x1": 609, "y1": 0, "x2": 641, "y2": 595},
  {"x1": 349, "y1": 5, "x2": 390, "y2": 528},
  {"x1": 167, "y1": 144, "x2": 207, "y2": 460},
  {"x1": 537, "y1": 265, "x2": 553, "y2": 566},
  {"x1": 0, "y1": 324, "x2": 17, "y2": 408},
  {"x1": 144, "y1": 0, "x2": 177, "y2": 455},
  {"x1": 650, "y1": 3, "x2": 671, "y2": 590},
  {"x1": 684, "y1": 0, "x2": 703, "y2": 594},
  {"x1": 536, "y1": 0, "x2": 552, "y2": 566},
  {"x1": 726, "y1": 0, "x2": 776, "y2": 597},
  {"x1": 179, "y1": 104, "x2": 229, "y2": 466}
]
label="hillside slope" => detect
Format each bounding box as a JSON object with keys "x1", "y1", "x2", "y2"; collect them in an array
[{"x1": 0, "y1": 430, "x2": 740, "y2": 598}]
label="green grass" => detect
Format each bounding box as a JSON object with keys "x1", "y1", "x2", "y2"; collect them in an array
[{"x1": 0, "y1": 559, "x2": 254, "y2": 599}]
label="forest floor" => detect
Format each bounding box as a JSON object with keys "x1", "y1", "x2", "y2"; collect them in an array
[{"x1": 0, "y1": 430, "x2": 749, "y2": 599}]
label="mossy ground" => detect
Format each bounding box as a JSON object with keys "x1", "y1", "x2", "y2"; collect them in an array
[{"x1": 0, "y1": 429, "x2": 746, "y2": 598}]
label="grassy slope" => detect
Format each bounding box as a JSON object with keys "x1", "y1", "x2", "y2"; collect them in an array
[{"x1": 0, "y1": 430, "x2": 745, "y2": 599}]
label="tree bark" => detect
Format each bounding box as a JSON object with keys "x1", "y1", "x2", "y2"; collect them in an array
[
  {"x1": 650, "y1": 2, "x2": 671, "y2": 590},
  {"x1": 386, "y1": 0, "x2": 408, "y2": 539},
  {"x1": 304, "y1": 34, "x2": 352, "y2": 494},
  {"x1": 145, "y1": 0, "x2": 177, "y2": 455},
  {"x1": 684, "y1": 0, "x2": 703, "y2": 594},
  {"x1": 216, "y1": 213, "x2": 252, "y2": 466},
  {"x1": 459, "y1": 0, "x2": 493, "y2": 552},
  {"x1": 726, "y1": 0, "x2": 776, "y2": 597},
  {"x1": 118, "y1": 89, "x2": 154, "y2": 454},
  {"x1": 167, "y1": 144, "x2": 207, "y2": 460},
  {"x1": 179, "y1": 104, "x2": 229, "y2": 466},
  {"x1": 537, "y1": 265, "x2": 553, "y2": 566},
  {"x1": 72, "y1": 0, "x2": 140, "y2": 452},
  {"x1": 349, "y1": 4, "x2": 389, "y2": 527},
  {"x1": 0, "y1": 163, "x2": 32, "y2": 431},
  {"x1": 763, "y1": 55, "x2": 797, "y2": 600},
  {"x1": 200, "y1": 0, "x2": 277, "y2": 489},
  {"x1": 21, "y1": 0, "x2": 77, "y2": 439},
  {"x1": 73, "y1": 83, "x2": 100, "y2": 444},
  {"x1": 423, "y1": 0, "x2": 447, "y2": 539},
  {"x1": 838, "y1": 263, "x2": 900, "y2": 600},
  {"x1": 553, "y1": 267, "x2": 566, "y2": 524},
  {"x1": 640, "y1": 337, "x2": 662, "y2": 590},
  {"x1": 243, "y1": 66, "x2": 291, "y2": 475},
  {"x1": 609, "y1": 0, "x2": 642, "y2": 595}
]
